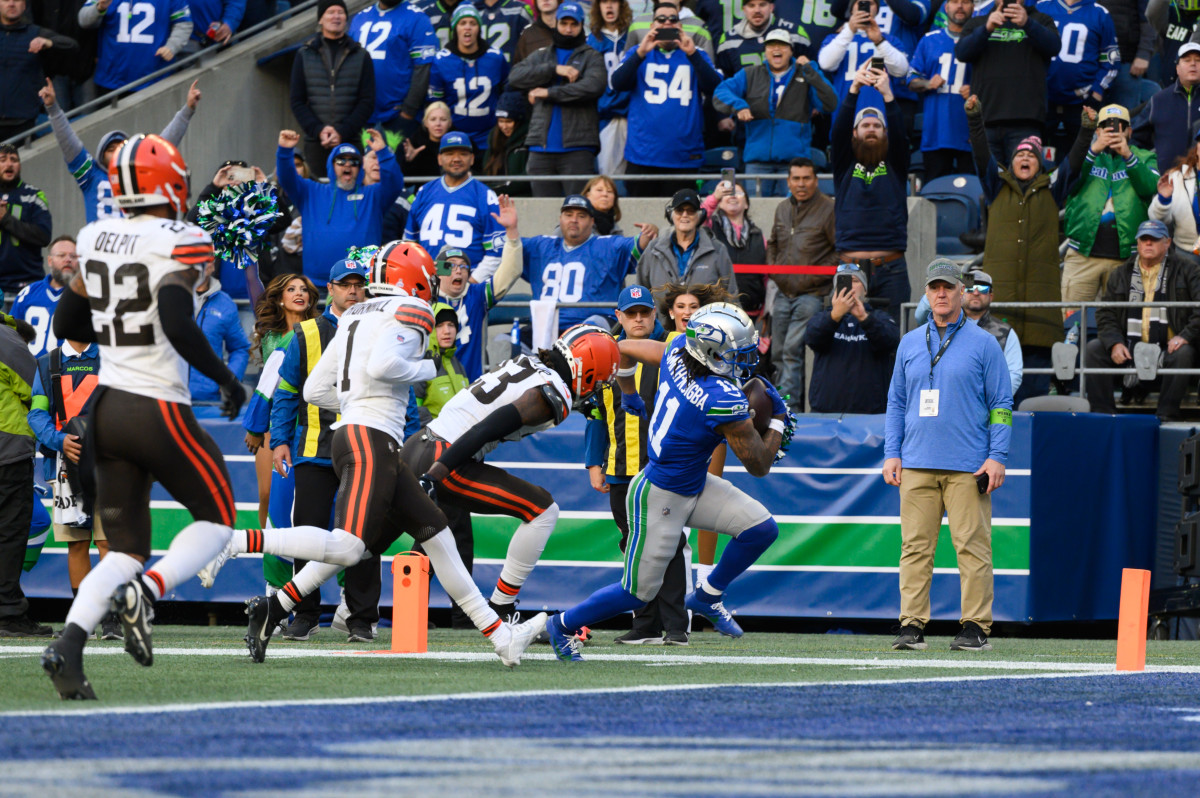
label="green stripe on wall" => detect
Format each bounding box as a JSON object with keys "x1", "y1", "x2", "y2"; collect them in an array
[{"x1": 41, "y1": 506, "x2": 1029, "y2": 571}]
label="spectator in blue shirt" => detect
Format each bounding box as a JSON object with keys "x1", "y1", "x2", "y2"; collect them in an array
[
  {"x1": 187, "y1": 0, "x2": 244, "y2": 48},
  {"x1": 906, "y1": 0, "x2": 973, "y2": 180},
  {"x1": 189, "y1": 261, "x2": 252, "y2": 417},
  {"x1": 429, "y1": 4, "x2": 511, "y2": 151},
  {"x1": 78, "y1": 0, "x2": 191, "y2": 95},
  {"x1": 507, "y1": 1, "x2": 606, "y2": 197},
  {"x1": 350, "y1": 0, "x2": 439, "y2": 144},
  {"x1": 9, "y1": 236, "x2": 76, "y2": 360}
]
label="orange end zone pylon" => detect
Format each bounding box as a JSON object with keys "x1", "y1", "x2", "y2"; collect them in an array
[
  {"x1": 390, "y1": 552, "x2": 430, "y2": 654},
  {"x1": 1116, "y1": 568, "x2": 1151, "y2": 672}
]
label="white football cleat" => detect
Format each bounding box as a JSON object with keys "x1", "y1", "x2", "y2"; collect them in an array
[
  {"x1": 198, "y1": 536, "x2": 237, "y2": 589},
  {"x1": 495, "y1": 611, "x2": 548, "y2": 668}
]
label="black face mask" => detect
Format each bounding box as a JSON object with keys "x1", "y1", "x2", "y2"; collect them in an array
[{"x1": 552, "y1": 28, "x2": 585, "y2": 49}]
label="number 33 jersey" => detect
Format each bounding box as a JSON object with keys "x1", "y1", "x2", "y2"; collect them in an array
[
  {"x1": 427, "y1": 355, "x2": 571, "y2": 456},
  {"x1": 76, "y1": 215, "x2": 214, "y2": 404}
]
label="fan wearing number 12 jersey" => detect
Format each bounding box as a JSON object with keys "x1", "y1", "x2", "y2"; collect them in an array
[
  {"x1": 80, "y1": 0, "x2": 192, "y2": 93},
  {"x1": 42, "y1": 134, "x2": 245, "y2": 701}
]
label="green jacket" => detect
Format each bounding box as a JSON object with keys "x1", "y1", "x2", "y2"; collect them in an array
[
  {"x1": 1064, "y1": 147, "x2": 1159, "y2": 259},
  {"x1": 415, "y1": 334, "x2": 470, "y2": 426},
  {"x1": 0, "y1": 314, "x2": 36, "y2": 466}
]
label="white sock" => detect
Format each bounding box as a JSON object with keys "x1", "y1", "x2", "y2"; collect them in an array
[
  {"x1": 65, "y1": 551, "x2": 143, "y2": 633},
  {"x1": 278, "y1": 560, "x2": 345, "y2": 612},
  {"x1": 423, "y1": 528, "x2": 501, "y2": 637},
  {"x1": 695, "y1": 562, "x2": 715, "y2": 590},
  {"x1": 490, "y1": 503, "x2": 558, "y2": 605},
  {"x1": 142, "y1": 522, "x2": 231, "y2": 600},
  {"x1": 261, "y1": 526, "x2": 363, "y2": 566}
]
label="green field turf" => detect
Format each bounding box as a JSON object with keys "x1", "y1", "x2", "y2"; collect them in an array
[{"x1": 5, "y1": 627, "x2": 1200, "y2": 712}]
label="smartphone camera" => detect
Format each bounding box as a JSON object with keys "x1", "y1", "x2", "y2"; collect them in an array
[
  {"x1": 227, "y1": 166, "x2": 255, "y2": 183},
  {"x1": 857, "y1": 0, "x2": 871, "y2": 12},
  {"x1": 720, "y1": 167, "x2": 736, "y2": 184},
  {"x1": 657, "y1": 27, "x2": 680, "y2": 41},
  {"x1": 870, "y1": 56, "x2": 885, "y2": 72}
]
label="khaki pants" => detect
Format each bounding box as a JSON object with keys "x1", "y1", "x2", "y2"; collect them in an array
[
  {"x1": 898, "y1": 469, "x2": 993, "y2": 634},
  {"x1": 1061, "y1": 249, "x2": 1123, "y2": 318}
]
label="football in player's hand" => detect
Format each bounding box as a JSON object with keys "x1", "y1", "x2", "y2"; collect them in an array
[{"x1": 742, "y1": 377, "x2": 773, "y2": 435}]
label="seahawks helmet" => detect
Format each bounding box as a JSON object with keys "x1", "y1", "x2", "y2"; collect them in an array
[{"x1": 684, "y1": 302, "x2": 759, "y2": 379}]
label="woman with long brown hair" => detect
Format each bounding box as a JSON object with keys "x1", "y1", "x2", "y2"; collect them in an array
[
  {"x1": 655, "y1": 281, "x2": 740, "y2": 600},
  {"x1": 244, "y1": 274, "x2": 320, "y2": 526}
]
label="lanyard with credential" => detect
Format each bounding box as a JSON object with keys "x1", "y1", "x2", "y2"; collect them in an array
[{"x1": 925, "y1": 315, "x2": 966, "y2": 389}]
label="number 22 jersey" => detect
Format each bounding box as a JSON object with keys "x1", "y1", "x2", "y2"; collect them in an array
[{"x1": 76, "y1": 214, "x2": 214, "y2": 404}]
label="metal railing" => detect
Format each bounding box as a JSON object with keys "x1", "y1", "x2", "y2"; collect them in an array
[
  {"x1": 1, "y1": 0, "x2": 321, "y2": 148},
  {"x1": 901, "y1": 300, "x2": 1200, "y2": 403}
]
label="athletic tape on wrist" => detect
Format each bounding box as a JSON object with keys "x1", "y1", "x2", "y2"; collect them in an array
[
  {"x1": 617, "y1": 366, "x2": 637, "y2": 377},
  {"x1": 768, "y1": 419, "x2": 785, "y2": 434}
]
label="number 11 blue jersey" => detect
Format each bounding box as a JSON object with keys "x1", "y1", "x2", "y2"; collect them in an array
[{"x1": 644, "y1": 336, "x2": 751, "y2": 496}]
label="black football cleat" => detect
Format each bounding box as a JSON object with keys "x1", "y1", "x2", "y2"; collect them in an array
[
  {"x1": 245, "y1": 595, "x2": 286, "y2": 663},
  {"x1": 41, "y1": 625, "x2": 96, "y2": 700},
  {"x1": 111, "y1": 579, "x2": 155, "y2": 666}
]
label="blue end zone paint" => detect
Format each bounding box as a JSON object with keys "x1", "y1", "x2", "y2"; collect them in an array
[{"x1": 5, "y1": 675, "x2": 1200, "y2": 795}]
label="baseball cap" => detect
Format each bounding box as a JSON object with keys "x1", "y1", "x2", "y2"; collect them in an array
[
  {"x1": 763, "y1": 28, "x2": 792, "y2": 47},
  {"x1": 618, "y1": 284, "x2": 655, "y2": 311},
  {"x1": 835, "y1": 263, "x2": 868, "y2": 291},
  {"x1": 561, "y1": 194, "x2": 595, "y2": 214},
  {"x1": 967, "y1": 269, "x2": 993, "y2": 287},
  {"x1": 668, "y1": 188, "x2": 701, "y2": 212},
  {"x1": 1180, "y1": 42, "x2": 1200, "y2": 60},
  {"x1": 1136, "y1": 219, "x2": 1170, "y2": 240},
  {"x1": 329, "y1": 258, "x2": 370, "y2": 284},
  {"x1": 330, "y1": 142, "x2": 361, "y2": 163},
  {"x1": 435, "y1": 245, "x2": 472, "y2": 274},
  {"x1": 556, "y1": 1, "x2": 583, "y2": 21},
  {"x1": 439, "y1": 131, "x2": 473, "y2": 152},
  {"x1": 925, "y1": 258, "x2": 963, "y2": 287},
  {"x1": 854, "y1": 106, "x2": 886, "y2": 129},
  {"x1": 1098, "y1": 104, "x2": 1131, "y2": 125},
  {"x1": 451, "y1": 3, "x2": 480, "y2": 27}
]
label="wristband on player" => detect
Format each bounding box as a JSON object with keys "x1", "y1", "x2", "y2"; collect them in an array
[
  {"x1": 768, "y1": 419, "x2": 785, "y2": 434},
  {"x1": 617, "y1": 366, "x2": 637, "y2": 377}
]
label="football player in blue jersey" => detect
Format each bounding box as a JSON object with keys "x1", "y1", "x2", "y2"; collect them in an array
[
  {"x1": 1036, "y1": 0, "x2": 1119, "y2": 159},
  {"x1": 404, "y1": 131, "x2": 506, "y2": 280},
  {"x1": 514, "y1": 194, "x2": 660, "y2": 333},
  {"x1": 10, "y1": 237, "x2": 77, "y2": 360},
  {"x1": 38, "y1": 78, "x2": 200, "y2": 224},
  {"x1": 350, "y1": 0, "x2": 439, "y2": 144},
  {"x1": 612, "y1": 4, "x2": 724, "y2": 196},
  {"x1": 430, "y1": 4, "x2": 510, "y2": 151},
  {"x1": 433, "y1": 195, "x2": 524, "y2": 381},
  {"x1": 906, "y1": 0, "x2": 973, "y2": 179},
  {"x1": 78, "y1": 0, "x2": 192, "y2": 95},
  {"x1": 545, "y1": 301, "x2": 793, "y2": 661},
  {"x1": 817, "y1": 0, "x2": 910, "y2": 107}
]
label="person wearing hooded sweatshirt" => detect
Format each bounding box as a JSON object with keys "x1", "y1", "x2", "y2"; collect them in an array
[
  {"x1": 276, "y1": 127, "x2": 404, "y2": 289},
  {"x1": 483, "y1": 91, "x2": 531, "y2": 196},
  {"x1": 39, "y1": 78, "x2": 200, "y2": 224},
  {"x1": 188, "y1": 261, "x2": 252, "y2": 416},
  {"x1": 0, "y1": 144, "x2": 52, "y2": 300},
  {"x1": 429, "y1": 4, "x2": 510, "y2": 151}
]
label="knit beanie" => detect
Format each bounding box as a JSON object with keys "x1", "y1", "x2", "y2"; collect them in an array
[{"x1": 318, "y1": 0, "x2": 347, "y2": 21}]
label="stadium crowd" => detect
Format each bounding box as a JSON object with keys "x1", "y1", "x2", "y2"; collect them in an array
[{"x1": 3, "y1": 0, "x2": 1200, "y2": 645}]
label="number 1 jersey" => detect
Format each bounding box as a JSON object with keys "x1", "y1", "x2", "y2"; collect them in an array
[{"x1": 76, "y1": 215, "x2": 214, "y2": 404}]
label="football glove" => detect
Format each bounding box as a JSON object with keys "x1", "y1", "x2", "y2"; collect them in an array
[
  {"x1": 620, "y1": 391, "x2": 646, "y2": 419},
  {"x1": 220, "y1": 379, "x2": 247, "y2": 421},
  {"x1": 757, "y1": 376, "x2": 788, "y2": 418}
]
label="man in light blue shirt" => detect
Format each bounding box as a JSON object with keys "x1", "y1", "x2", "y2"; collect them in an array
[{"x1": 882, "y1": 258, "x2": 1012, "y2": 655}]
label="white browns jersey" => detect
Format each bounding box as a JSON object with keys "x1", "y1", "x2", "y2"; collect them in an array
[
  {"x1": 76, "y1": 214, "x2": 214, "y2": 404},
  {"x1": 303, "y1": 295, "x2": 437, "y2": 444},
  {"x1": 427, "y1": 354, "x2": 571, "y2": 456}
]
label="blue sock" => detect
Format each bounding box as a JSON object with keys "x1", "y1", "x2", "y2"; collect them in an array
[
  {"x1": 705, "y1": 518, "x2": 778, "y2": 594},
  {"x1": 561, "y1": 583, "x2": 645, "y2": 633}
]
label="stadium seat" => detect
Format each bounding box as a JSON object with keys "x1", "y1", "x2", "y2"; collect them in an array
[
  {"x1": 818, "y1": 174, "x2": 835, "y2": 197},
  {"x1": 919, "y1": 173, "x2": 984, "y2": 256},
  {"x1": 1017, "y1": 395, "x2": 1090, "y2": 413},
  {"x1": 808, "y1": 147, "x2": 828, "y2": 169},
  {"x1": 702, "y1": 147, "x2": 743, "y2": 172}
]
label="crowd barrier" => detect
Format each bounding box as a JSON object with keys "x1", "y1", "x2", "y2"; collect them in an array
[{"x1": 23, "y1": 411, "x2": 1159, "y2": 623}]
